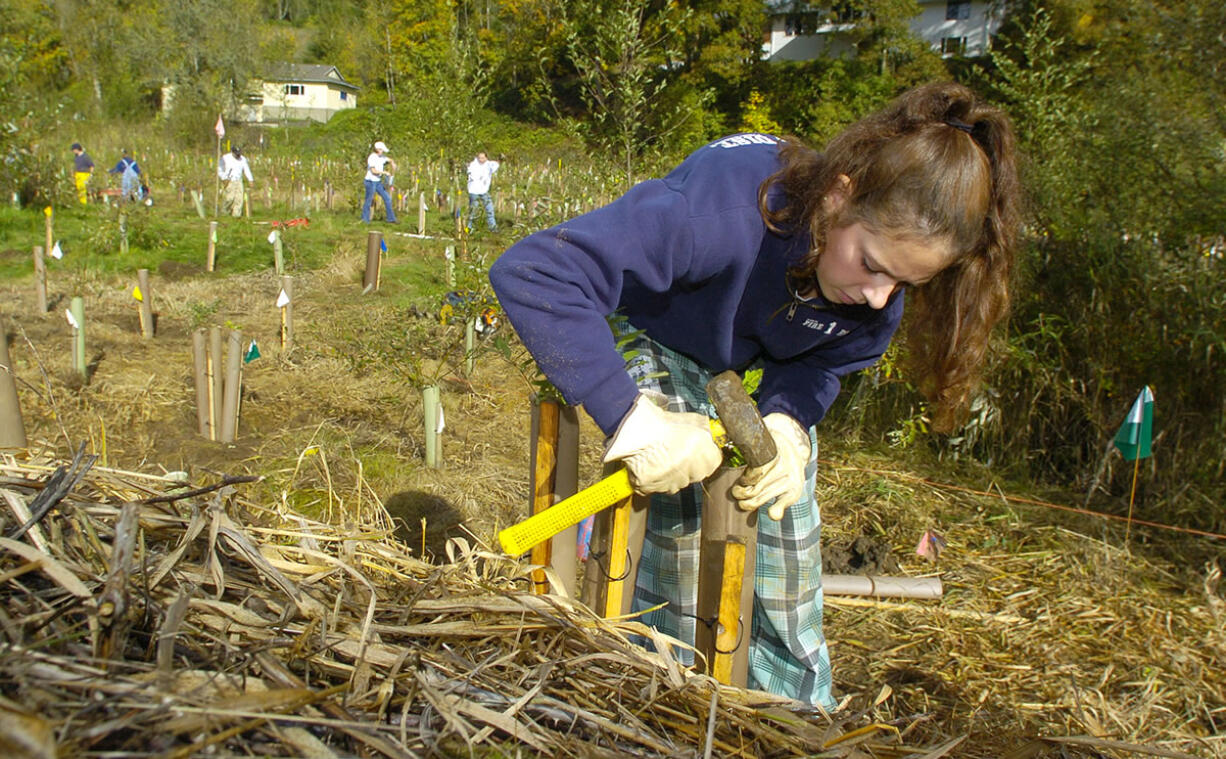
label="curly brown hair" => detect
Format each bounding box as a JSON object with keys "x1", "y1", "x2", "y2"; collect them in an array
[{"x1": 758, "y1": 82, "x2": 1021, "y2": 432}]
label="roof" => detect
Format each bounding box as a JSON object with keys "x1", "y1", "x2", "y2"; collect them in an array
[{"x1": 263, "y1": 63, "x2": 360, "y2": 91}]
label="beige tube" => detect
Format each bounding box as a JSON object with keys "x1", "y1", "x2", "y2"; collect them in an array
[
  {"x1": 191, "y1": 329, "x2": 208, "y2": 437},
  {"x1": 823, "y1": 575, "x2": 943, "y2": 599},
  {"x1": 32, "y1": 246, "x2": 46, "y2": 315},
  {"x1": 219, "y1": 329, "x2": 242, "y2": 443},
  {"x1": 137, "y1": 269, "x2": 153, "y2": 338}
]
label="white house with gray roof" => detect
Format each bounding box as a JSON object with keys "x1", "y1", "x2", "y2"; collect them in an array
[{"x1": 237, "y1": 64, "x2": 359, "y2": 124}]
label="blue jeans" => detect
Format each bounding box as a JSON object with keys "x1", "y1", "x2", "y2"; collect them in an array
[
  {"x1": 362, "y1": 179, "x2": 397, "y2": 222},
  {"x1": 467, "y1": 192, "x2": 496, "y2": 231}
]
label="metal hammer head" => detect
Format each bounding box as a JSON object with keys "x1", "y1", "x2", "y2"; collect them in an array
[{"x1": 705, "y1": 371, "x2": 777, "y2": 469}]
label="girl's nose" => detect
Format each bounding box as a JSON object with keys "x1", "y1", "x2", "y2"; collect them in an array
[{"x1": 863, "y1": 282, "x2": 894, "y2": 309}]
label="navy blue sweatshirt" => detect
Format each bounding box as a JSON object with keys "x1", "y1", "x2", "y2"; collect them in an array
[{"x1": 489, "y1": 134, "x2": 903, "y2": 437}]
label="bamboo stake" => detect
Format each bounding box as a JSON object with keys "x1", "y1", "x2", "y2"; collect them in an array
[
  {"x1": 136, "y1": 269, "x2": 153, "y2": 339},
  {"x1": 32, "y1": 246, "x2": 47, "y2": 315},
  {"x1": 208, "y1": 326, "x2": 222, "y2": 441},
  {"x1": 363, "y1": 231, "x2": 382, "y2": 294},
  {"x1": 191, "y1": 329, "x2": 209, "y2": 437},
  {"x1": 219, "y1": 329, "x2": 242, "y2": 443},
  {"x1": 206, "y1": 221, "x2": 218, "y2": 272},
  {"x1": 0, "y1": 335, "x2": 27, "y2": 448},
  {"x1": 44, "y1": 206, "x2": 52, "y2": 262},
  {"x1": 280, "y1": 276, "x2": 293, "y2": 354}
]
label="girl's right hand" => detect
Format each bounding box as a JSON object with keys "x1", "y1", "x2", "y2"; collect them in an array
[{"x1": 603, "y1": 394, "x2": 723, "y2": 495}]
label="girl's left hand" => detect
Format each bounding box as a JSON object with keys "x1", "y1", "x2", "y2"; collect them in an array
[{"x1": 731, "y1": 413, "x2": 810, "y2": 520}]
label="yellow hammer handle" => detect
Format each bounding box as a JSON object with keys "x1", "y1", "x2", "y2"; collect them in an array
[{"x1": 499, "y1": 468, "x2": 634, "y2": 555}]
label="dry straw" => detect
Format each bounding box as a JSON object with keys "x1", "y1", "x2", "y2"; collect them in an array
[{"x1": 1, "y1": 451, "x2": 956, "y2": 758}]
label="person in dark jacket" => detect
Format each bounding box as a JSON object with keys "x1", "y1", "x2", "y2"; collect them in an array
[
  {"x1": 489, "y1": 82, "x2": 1021, "y2": 709},
  {"x1": 70, "y1": 143, "x2": 94, "y2": 204}
]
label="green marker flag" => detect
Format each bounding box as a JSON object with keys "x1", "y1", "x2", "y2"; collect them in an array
[
  {"x1": 1112, "y1": 386, "x2": 1153, "y2": 461},
  {"x1": 244, "y1": 339, "x2": 261, "y2": 364}
]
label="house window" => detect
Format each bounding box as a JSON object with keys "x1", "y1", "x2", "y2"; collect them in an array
[
  {"x1": 946, "y1": 0, "x2": 971, "y2": 21},
  {"x1": 941, "y1": 36, "x2": 967, "y2": 55},
  {"x1": 340, "y1": 91, "x2": 347, "y2": 101},
  {"x1": 284, "y1": 84, "x2": 304, "y2": 96}
]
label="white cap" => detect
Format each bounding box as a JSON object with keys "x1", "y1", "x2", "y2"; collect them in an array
[{"x1": 374, "y1": 141, "x2": 389, "y2": 153}]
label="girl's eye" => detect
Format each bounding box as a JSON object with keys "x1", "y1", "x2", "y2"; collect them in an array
[{"x1": 862, "y1": 258, "x2": 879, "y2": 274}]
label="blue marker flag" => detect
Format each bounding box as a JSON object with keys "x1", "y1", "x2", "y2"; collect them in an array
[
  {"x1": 1112, "y1": 386, "x2": 1153, "y2": 461},
  {"x1": 380, "y1": 238, "x2": 387, "y2": 253}
]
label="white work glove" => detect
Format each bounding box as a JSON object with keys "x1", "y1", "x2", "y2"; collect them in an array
[
  {"x1": 730, "y1": 413, "x2": 810, "y2": 521},
  {"x1": 603, "y1": 394, "x2": 724, "y2": 495}
]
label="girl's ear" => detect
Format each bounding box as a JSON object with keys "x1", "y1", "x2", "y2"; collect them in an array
[{"x1": 822, "y1": 174, "x2": 853, "y2": 217}]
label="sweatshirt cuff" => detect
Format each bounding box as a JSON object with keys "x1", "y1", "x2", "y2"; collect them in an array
[{"x1": 580, "y1": 374, "x2": 640, "y2": 438}]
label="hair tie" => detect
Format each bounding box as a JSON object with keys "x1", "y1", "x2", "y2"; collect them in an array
[{"x1": 945, "y1": 118, "x2": 975, "y2": 134}]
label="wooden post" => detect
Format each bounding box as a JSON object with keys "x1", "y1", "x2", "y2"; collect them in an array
[
  {"x1": 422, "y1": 384, "x2": 441, "y2": 468},
  {"x1": 208, "y1": 326, "x2": 223, "y2": 441},
  {"x1": 219, "y1": 329, "x2": 242, "y2": 443},
  {"x1": 363, "y1": 231, "x2": 382, "y2": 293},
  {"x1": 418, "y1": 192, "x2": 426, "y2": 235},
  {"x1": 0, "y1": 335, "x2": 27, "y2": 448},
  {"x1": 206, "y1": 221, "x2": 218, "y2": 272},
  {"x1": 70, "y1": 296, "x2": 86, "y2": 379},
  {"x1": 32, "y1": 246, "x2": 47, "y2": 314},
  {"x1": 191, "y1": 329, "x2": 209, "y2": 437},
  {"x1": 272, "y1": 230, "x2": 284, "y2": 275},
  {"x1": 279, "y1": 276, "x2": 293, "y2": 353},
  {"x1": 136, "y1": 269, "x2": 153, "y2": 338},
  {"x1": 118, "y1": 210, "x2": 129, "y2": 255}
]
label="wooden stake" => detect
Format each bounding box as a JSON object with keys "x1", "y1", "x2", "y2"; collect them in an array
[
  {"x1": 32, "y1": 246, "x2": 47, "y2": 315},
  {"x1": 0, "y1": 335, "x2": 27, "y2": 448},
  {"x1": 118, "y1": 210, "x2": 129, "y2": 255},
  {"x1": 363, "y1": 231, "x2": 382, "y2": 293},
  {"x1": 206, "y1": 221, "x2": 218, "y2": 272},
  {"x1": 280, "y1": 276, "x2": 293, "y2": 353},
  {"x1": 208, "y1": 326, "x2": 222, "y2": 441},
  {"x1": 136, "y1": 269, "x2": 153, "y2": 338},
  {"x1": 530, "y1": 399, "x2": 559, "y2": 594},
  {"x1": 70, "y1": 296, "x2": 86, "y2": 379},
  {"x1": 219, "y1": 329, "x2": 242, "y2": 443},
  {"x1": 44, "y1": 208, "x2": 52, "y2": 262},
  {"x1": 695, "y1": 466, "x2": 757, "y2": 688},
  {"x1": 191, "y1": 329, "x2": 209, "y2": 437}
]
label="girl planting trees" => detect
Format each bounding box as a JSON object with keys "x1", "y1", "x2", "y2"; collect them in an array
[{"x1": 490, "y1": 82, "x2": 1021, "y2": 709}]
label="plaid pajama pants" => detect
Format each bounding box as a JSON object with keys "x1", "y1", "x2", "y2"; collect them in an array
[{"x1": 617, "y1": 329, "x2": 836, "y2": 710}]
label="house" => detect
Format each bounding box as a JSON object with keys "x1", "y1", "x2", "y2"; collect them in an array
[
  {"x1": 762, "y1": 0, "x2": 1006, "y2": 62},
  {"x1": 236, "y1": 64, "x2": 359, "y2": 124}
]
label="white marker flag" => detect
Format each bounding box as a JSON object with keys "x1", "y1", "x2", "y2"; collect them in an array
[
  {"x1": 65, "y1": 308, "x2": 79, "y2": 329},
  {"x1": 276, "y1": 289, "x2": 290, "y2": 308},
  {"x1": 50, "y1": 241, "x2": 63, "y2": 259}
]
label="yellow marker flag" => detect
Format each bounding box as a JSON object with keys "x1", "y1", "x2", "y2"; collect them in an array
[
  {"x1": 43, "y1": 205, "x2": 52, "y2": 217},
  {"x1": 132, "y1": 285, "x2": 143, "y2": 302}
]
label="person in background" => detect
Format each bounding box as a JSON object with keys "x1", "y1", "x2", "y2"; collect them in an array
[
  {"x1": 466, "y1": 151, "x2": 500, "y2": 233},
  {"x1": 70, "y1": 143, "x2": 94, "y2": 204},
  {"x1": 108, "y1": 149, "x2": 143, "y2": 202},
  {"x1": 362, "y1": 140, "x2": 398, "y2": 224},
  {"x1": 489, "y1": 82, "x2": 1021, "y2": 710},
  {"x1": 217, "y1": 145, "x2": 254, "y2": 217}
]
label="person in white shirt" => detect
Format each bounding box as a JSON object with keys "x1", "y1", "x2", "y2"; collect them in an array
[
  {"x1": 465, "y1": 151, "x2": 500, "y2": 233},
  {"x1": 362, "y1": 140, "x2": 398, "y2": 223},
  {"x1": 217, "y1": 146, "x2": 254, "y2": 217}
]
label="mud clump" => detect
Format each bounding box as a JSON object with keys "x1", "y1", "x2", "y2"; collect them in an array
[{"x1": 823, "y1": 534, "x2": 901, "y2": 575}]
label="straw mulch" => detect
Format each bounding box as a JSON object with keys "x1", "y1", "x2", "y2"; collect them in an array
[{"x1": 1, "y1": 450, "x2": 960, "y2": 759}]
